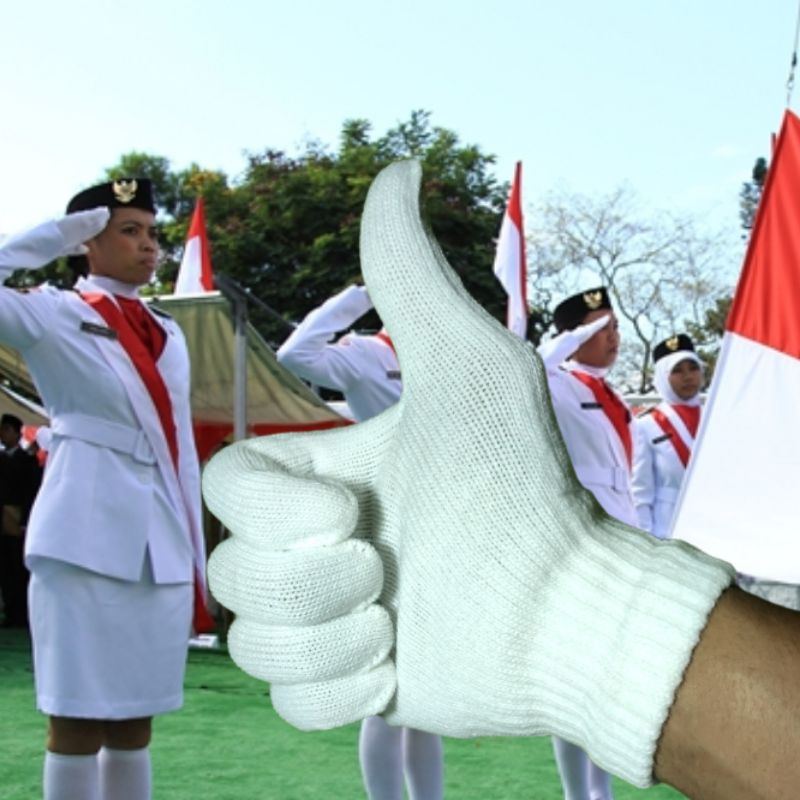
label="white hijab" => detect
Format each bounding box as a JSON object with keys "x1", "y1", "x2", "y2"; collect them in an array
[{"x1": 654, "y1": 350, "x2": 704, "y2": 406}]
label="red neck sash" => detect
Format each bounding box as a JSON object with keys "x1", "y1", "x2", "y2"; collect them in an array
[
  {"x1": 672, "y1": 404, "x2": 700, "y2": 439},
  {"x1": 80, "y1": 292, "x2": 215, "y2": 632},
  {"x1": 80, "y1": 292, "x2": 178, "y2": 471},
  {"x1": 374, "y1": 331, "x2": 395, "y2": 354},
  {"x1": 651, "y1": 407, "x2": 694, "y2": 468},
  {"x1": 570, "y1": 370, "x2": 633, "y2": 468}
]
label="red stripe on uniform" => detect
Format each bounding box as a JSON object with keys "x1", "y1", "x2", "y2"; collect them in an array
[
  {"x1": 651, "y1": 408, "x2": 691, "y2": 468},
  {"x1": 569, "y1": 370, "x2": 632, "y2": 469}
]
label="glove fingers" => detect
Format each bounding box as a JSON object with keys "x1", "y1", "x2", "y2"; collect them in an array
[
  {"x1": 57, "y1": 208, "x2": 110, "y2": 247},
  {"x1": 228, "y1": 604, "x2": 393, "y2": 684},
  {"x1": 208, "y1": 538, "x2": 383, "y2": 625},
  {"x1": 271, "y1": 660, "x2": 397, "y2": 731},
  {"x1": 203, "y1": 409, "x2": 401, "y2": 549},
  {"x1": 203, "y1": 442, "x2": 359, "y2": 549}
]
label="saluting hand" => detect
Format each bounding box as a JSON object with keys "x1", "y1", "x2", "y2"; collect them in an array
[{"x1": 0, "y1": 208, "x2": 110, "y2": 271}]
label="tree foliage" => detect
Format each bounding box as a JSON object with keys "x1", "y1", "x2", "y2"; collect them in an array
[
  {"x1": 739, "y1": 156, "x2": 768, "y2": 234},
  {"x1": 100, "y1": 111, "x2": 507, "y2": 345}
]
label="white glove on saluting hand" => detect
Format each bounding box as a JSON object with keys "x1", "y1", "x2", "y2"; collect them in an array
[
  {"x1": 537, "y1": 314, "x2": 612, "y2": 368},
  {"x1": 203, "y1": 161, "x2": 733, "y2": 787},
  {"x1": 0, "y1": 208, "x2": 110, "y2": 271}
]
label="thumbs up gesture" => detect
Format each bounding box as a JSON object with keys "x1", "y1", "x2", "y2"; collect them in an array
[{"x1": 203, "y1": 161, "x2": 732, "y2": 787}]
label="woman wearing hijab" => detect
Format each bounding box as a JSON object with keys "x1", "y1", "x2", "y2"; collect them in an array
[{"x1": 632, "y1": 334, "x2": 704, "y2": 540}]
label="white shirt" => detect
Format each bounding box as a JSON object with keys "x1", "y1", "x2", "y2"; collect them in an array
[
  {"x1": 277, "y1": 285, "x2": 401, "y2": 422},
  {"x1": 545, "y1": 360, "x2": 638, "y2": 527}
]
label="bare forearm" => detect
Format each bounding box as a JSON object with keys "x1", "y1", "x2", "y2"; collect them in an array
[{"x1": 655, "y1": 586, "x2": 800, "y2": 799}]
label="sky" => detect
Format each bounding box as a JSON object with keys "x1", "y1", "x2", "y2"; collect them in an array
[{"x1": 1, "y1": 0, "x2": 797, "y2": 251}]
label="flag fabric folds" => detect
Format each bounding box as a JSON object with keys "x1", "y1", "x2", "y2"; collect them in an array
[
  {"x1": 175, "y1": 198, "x2": 214, "y2": 294},
  {"x1": 493, "y1": 161, "x2": 528, "y2": 338},
  {"x1": 670, "y1": 110, "x2": 800, "y2": 582}
]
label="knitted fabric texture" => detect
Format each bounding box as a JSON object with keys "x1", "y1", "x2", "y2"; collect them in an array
[{"x1": 204, "y1": 160, "x2": 734, "y2": 788}]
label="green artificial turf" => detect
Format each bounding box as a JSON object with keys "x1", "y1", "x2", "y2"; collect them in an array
[{"x1": 0, "y1": 629, "x2": 685, "y2": 799}]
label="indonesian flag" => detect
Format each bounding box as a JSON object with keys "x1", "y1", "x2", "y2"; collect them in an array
[
  {"x1": 670, "y1": 110, "x2": 800, "y2": 582},
  {"x1": 493, "y1": 161, "x2": 528, "y2": 338},
  {"x1": 175, "y1": 198, "x2": 214, "y2": 294}
]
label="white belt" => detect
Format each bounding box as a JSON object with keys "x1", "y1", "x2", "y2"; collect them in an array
[
  {"x1": 575, "y1": 465, "x2": 629, "y2": 493},
  {"x1": 50, "y1": 413, "x2": 156, "y2": 465}
]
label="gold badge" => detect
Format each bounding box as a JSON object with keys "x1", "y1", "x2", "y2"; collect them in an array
[
  {"x1": 665, "y1": 336, "x2": 680, "y2": 351},
  {"x1": 583, "y1": 291, "x2": 603, "y2": 310},
  {"x1": 112, "y1": 179, "x2": 138, "y2": 204}
]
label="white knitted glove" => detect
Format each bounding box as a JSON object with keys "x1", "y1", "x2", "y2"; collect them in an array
[
  {"x1": 537, "y1": 314, "x2": 611, "y2": 367},
  {"x1": 0, "y1": 208, "x2": 110, "y2": 271},
  {"x1": 204, "y1": 160, "x2": 734, "y2": 787}
]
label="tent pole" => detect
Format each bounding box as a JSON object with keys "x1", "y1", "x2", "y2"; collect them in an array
[{"x1": 233, "y1": 293, "x2": 247, "y2": 441}]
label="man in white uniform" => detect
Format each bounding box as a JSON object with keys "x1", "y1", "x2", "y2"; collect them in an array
[
  {"x1": 0, "y1": 179, "x2": 206, "y2": 800},
  {"x1": 538, "y1": 287, "x2": 636, "y2": 800},
  {"x1": 632, "y1": 334, "x2": 703, "y2": 539},
  {"x1": 277, "y1": 285, "x2": 443, "y2": 800}
]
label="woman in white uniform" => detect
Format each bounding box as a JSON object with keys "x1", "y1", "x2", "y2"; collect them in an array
[
  {"x1": 632, "y1": 334, "x2": 704, "y2": 539},
  {"x1": 278, "y1": 285, "x2": 444, "y2": 800},
  {"x1": 0, "y1": 179, "x2": 205, "y2": 800},
  {"x1": 538, "y1": 287, "x2": 635, "y2": 800}
]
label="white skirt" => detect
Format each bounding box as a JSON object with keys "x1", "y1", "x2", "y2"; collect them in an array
[{"x1": 29, "y1": 556, "x2": 192, "y2": 719}]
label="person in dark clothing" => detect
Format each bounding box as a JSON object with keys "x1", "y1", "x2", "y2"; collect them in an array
[{"x1": 0, "y1": 412, "x2": 42, "y2": 627}]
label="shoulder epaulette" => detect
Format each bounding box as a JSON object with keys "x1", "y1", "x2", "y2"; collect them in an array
[{"x1": 149, "y1": 305, "x2": 173, "y2": 320}]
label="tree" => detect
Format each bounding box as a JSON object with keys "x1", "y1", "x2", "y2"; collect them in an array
[
  {"x1": 684, "y1": 295, "x2": 732, "y2": 380},
  {"x1": 526, "y1": 186, "x2": 734, "y2": 392},
  {"x1": 96, "y1": 111, "x2": 507, "y2": 345},
  {"x1": 739, "y1": 156, "x2": 768, "y2": 234}
]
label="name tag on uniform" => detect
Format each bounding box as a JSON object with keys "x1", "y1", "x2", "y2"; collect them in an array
[
  {"x1": 652, "y1": 433, "x2": 672, "y2": 444},
  {"x1": 80, "y1": 321, "x2": 118, "y2": 339},
  {"x1": 386, "y1": 370, "x2": 401, "y2": 381},
  {"x1": 580, "y1": 402, "x2": 602, "y2": 409}
]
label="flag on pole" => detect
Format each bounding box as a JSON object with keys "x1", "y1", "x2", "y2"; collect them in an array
[
  {"x1": 670, "y1": 110, "x2": 800, "y2": 582},
  {"x1": 175, "y1": 198, "x2": 214, "y2": 294},
  {"x1": 493, "y1": 161, "x2": 528, "y2": 338}
]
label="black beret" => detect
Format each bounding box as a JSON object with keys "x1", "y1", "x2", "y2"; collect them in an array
[
  {"x1": 66, "y1": 178, "x2": 155, "y2": 215},
  {"x1": 653, "y1": 333, "x2": 695, "y2": 362},
  {"x1": 0, "y1": 414, "x2": 23, "y2": 432},
  {"x1": 553, "y1": 287, "x2": 612, "y2": 332}
]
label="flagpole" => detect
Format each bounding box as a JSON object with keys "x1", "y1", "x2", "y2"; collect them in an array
[{"x1": 215, "y1": 274, "x2": 249, "y2": 441}]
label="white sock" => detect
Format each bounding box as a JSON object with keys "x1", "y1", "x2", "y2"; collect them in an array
[
  {"x1": 553, "y1": 737, "x2": 591, "y2": 800},
  {"x1": 587, "y1": 759, "x2": 614, "y2": 800},
  {"x1": 402, "y1": 727, "x2": 443, "y2": 800},
  {"x1": 43, "y1": 752, "x2": 99, "y2": 800},
  {"x1": 98, "y1": 747, "x2": 152, "y2": 800},
  {"x1": 359, "y1": 716, "x2": 404, "y2": 800}
]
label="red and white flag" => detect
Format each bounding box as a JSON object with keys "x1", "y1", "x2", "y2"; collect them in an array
[
  {"x1": 671, "y1": 110, "x2": 800, "y2": 582},
  {"x1": 175, "y1": 198, "x2": 214, "y2": 294},
  {"x1": 493, "y1": 161, "x2": 528, "y2": 338}
]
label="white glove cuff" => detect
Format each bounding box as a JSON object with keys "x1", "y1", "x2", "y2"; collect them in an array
[{"x1": 539, "y1": 520, "x2": 734, "y2": 787}]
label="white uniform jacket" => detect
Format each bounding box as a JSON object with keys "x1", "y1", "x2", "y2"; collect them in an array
[
  {"x1": 277, "y1": 285, "x2": 401, "y2": 423},
  {"x1": 0, "y1": 274, "x2": 203, "y2": 585},
  {"x1": 545, "y1": 361, "x2": 638, "y2": 527},
  {"x1": 632, "y1": 403, "x2": 698, "y2": 539}
]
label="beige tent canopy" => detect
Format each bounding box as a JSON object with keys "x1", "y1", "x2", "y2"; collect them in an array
[{"x1": 0, "y1": 290, "x2": 346, "y2": 460}]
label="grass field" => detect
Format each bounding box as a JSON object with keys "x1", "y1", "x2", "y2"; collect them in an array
[{"x1": 0, "y1": 629, "x2": 686, "y2": 799}]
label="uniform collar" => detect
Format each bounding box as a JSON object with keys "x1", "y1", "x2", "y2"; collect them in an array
[
  {"x1": 75, "y1": 275, "x2": 140, "y2": 299},
  {"x1": 564, "y1": 360, "x2": 609, "y2": 379}
]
